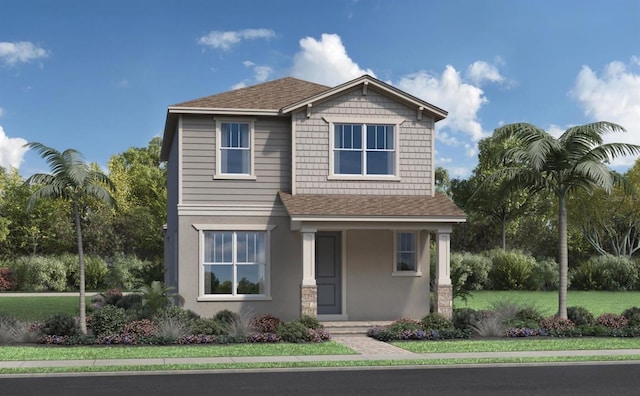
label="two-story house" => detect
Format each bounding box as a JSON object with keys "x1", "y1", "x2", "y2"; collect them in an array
[{"x1": 160, "y1": 75, "x2": 466, "y2": 321}]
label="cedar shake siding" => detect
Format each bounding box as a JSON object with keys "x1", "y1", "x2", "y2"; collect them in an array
[
  {"x1": 293, "y1": 87, "x2": 435, "y2": 195},
  {"x1": 180, "y1": 114, "x2": 291, "y2": 204}
]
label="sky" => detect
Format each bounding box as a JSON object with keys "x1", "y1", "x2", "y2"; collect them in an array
[{"x1": 1, "y1": 0, "x2": 639, "y2": 178}]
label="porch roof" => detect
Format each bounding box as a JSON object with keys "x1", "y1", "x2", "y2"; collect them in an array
[{"x1": 278, "y1": 192, "x2": 466, "y2": 222}]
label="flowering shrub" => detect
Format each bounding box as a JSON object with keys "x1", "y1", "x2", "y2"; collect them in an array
[
  {"x1": 307, "y1": 328, "x2": 331, "y2": 342},
  {"x1": 367, "y1": 325, "x2": 471, "y2": 341},
  {"x1": 0, "y1": 268, "x2": 14, "y2": 291},
  {"x1": 250, "y1": 314, "x2": 282, "y2": 333},
  {"x1": 388, "y1": 318, "x2": 421, "y2": 333},
  {"x1": 505, "y1": 328, "x2": 542, "y2": 337},
  {"x1": 539, "y1": 316, "x2": 575, "y2": 332},
  {"x1": 596, "y1": 313, "x2": 628, "y2": 329},
  {"x1": 123, "y1": 319, "x2": 156, "y2": 338},
  {"x1": 247, "y1": 332, "x2": 281, "y2": 343},
  {"x1": 178, "y1": 334, "x2": 217, "y2": 344}
]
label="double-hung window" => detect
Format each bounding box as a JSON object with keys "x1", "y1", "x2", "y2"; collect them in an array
[
  {"x1": 326, "y1": 117, "x2": 402, "y2": 180},
  {"x1": 215, "y1": 120, "x2": 255, "y2": 179},
  {"x1": 394, "y1": 231, "x2": 421, "y2": 275},
  {"x1": 334, "y1": 123, "x2": 395, "y2": 176},
  {"x1": 199, "y1": 229, "x2": 270, "y2": 299}
]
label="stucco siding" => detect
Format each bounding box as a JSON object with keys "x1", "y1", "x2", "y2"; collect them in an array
[
  {"x1": 294, "y1": 87, "x2": 435, "y2": 195},
  {"x1": 177, "y1": 214, "x2": 302, "y2": 321},
  {"x1": 344, "y1": 229, "x2": 430, "y2": 320},
  {"x1": 181, "y1": 114, "x2": 291, "y2": 204}
]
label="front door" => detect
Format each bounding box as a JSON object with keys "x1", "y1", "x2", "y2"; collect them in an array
[{"x1": 315, "y1": 232, "x2": 342, "y2": 315}]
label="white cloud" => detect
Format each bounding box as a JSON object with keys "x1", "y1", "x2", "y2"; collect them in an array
[
  {"x1": 466, "y1": 60, "x2": 504, "y2": 86},
  {"x1": 547, "y1": 124, "x2": 566, "y2": 138},
  {"x1": 570, "y1": 58, "x2": 640, "y2": 166},
  {"x1": 291, "y1": 33, "x2": 375, "y2": 86},
  {"x1": 449, "y1": 167, "x2": 471, "y2": 177},
  {"x1": 231, "y1": 81, "x2": 247, "y2": 90},
  {"x1": 254, "y1": 65, "x2": 273, "y2": 82},
  {"x1": 197, "y1": 29, "x2": 275, "y2": 50},
  {"x1": 0, "y1": 41, "x2": 49, "y2": 65},
  {"x1": 397, "y1": 66, "x2": 489, "y2": 142},
  {"x1": 0, "y1": 107, "x2": 4, "y2": 118},
  {"x1": 436, "y1": 131, "x2": 459, "y2": 146},
  {"x1": 243, "y1": 61, "x2": 255, "y2": 67},
  {"x1": 0, "y1": 126, "x2": 28, "y2": 169}
]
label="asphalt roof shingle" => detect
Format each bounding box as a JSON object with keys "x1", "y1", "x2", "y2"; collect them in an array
[
  {"x1": 278, "y1": 192, "x2": 466, "y2": 219},
  {"x1": 171, "y1": 77, "x2": 330, "y2": 110}
]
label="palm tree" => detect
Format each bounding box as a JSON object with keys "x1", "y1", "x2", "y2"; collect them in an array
[
  {"x1": 491, "y1": 122, "x2": 640, "y2": 319},
  {"x1": 24, "y1": 142, "x2": 115, "y2": 333}
]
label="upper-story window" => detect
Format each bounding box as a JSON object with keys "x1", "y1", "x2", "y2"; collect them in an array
[
  {"x1": 215, "y1": 119, "x2": 256, "y2": 180},
  {"x1": 324, "y1": 116, "x2": 403, "y2": 181},
  {"x1": 334, "y1": 123, "x2": 395, "y2": 176}
]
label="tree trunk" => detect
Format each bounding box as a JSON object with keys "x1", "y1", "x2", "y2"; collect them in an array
[
  {"x1": 73, "y1": 202, "x2": 87, "y2": 334},
  {"x1": 558, "y1": 195, "x2": 568, "y2": 319},
  {"x1": 501, "y1": 217, "x2": 507, "y2": 250}
]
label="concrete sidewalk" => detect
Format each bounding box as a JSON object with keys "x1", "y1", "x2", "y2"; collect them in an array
[{"x1": 2, "y1": 335, "x2": 640, "y2": 370}]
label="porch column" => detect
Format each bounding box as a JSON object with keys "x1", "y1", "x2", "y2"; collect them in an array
[
  {"x1": 300, "y1": 229, "x2": 318, "y2": 317},
  {"x1": 434, "y1": 231, "x2": 453, "y2": 318}
]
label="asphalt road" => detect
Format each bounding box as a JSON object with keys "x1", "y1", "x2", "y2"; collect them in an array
[{"x1": 3, "y1": 363, "x2": 640, "y2": 396}]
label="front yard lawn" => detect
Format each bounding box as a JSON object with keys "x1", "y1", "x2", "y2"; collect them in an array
[
  {"x1": 392, "y1": 338, "x2": 640, "y2": 353},
  {"x1": 0, "y1": 341, "x2": 356, "y2": 361}
]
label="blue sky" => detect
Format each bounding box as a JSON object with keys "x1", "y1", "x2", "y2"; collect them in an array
[{"x1": 1, "y1": 0, "x2": 639, "y2": 178}]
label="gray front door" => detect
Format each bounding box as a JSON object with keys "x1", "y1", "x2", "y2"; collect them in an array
[{"x1": 316, "y1": 232, "x2": 342, "y2": 315}]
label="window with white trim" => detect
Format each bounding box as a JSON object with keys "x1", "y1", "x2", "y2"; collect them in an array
[
  {"x1": 333, "y1": 123, "x2": 395, "y2": 176},
  {"x1": 215, "y1": 120, "x2": 255, "y2": 179},
  {"x1": 395, "y1": 231, "x2": 417, "y2": 272},
  {"x1": 202, "y1": 231, "x2": 266, "y2": 296}
]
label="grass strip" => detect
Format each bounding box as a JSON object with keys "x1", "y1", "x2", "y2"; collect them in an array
[
  {"x1": 2, "y1": 355, "x2": 640, "y2": 375},
  {"x1": 0, "y1": 342, "x2": 356, "y2": 361},
  {"x1": 391, "y1": 338, "x2": 640, "y2": 353}
]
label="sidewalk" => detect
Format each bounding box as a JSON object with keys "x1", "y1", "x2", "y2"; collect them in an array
[{"x1": 2, "y1": 335, "x2": 640, "y2": 370}]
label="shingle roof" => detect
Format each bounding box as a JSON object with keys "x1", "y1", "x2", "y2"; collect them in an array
[
  {"x1": 278, "y1": 192, "x2": 466, "y2": 219},
  {"x1": 171, "y1": 77, "x2": 330, "y2": 110}
]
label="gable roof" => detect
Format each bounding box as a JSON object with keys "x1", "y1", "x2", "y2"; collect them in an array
[
  {"x1": 281, "y1": 74, "x2": 447, "y2": 121},
  {"x1": 278, "y1": 192, "x2": 466, "y2": 222}
]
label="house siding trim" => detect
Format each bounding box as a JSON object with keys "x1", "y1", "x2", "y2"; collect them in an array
[{"x1": 178, "y1": 115, "x2": 183, "y2": 205}]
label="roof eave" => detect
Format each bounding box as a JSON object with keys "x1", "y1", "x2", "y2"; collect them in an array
[
  {"x1": 289, "y1": 215, "x2": 467, "y2": 223},
  {"x1": 168, "y1": 107, "x2": 281, "y2": 116}
]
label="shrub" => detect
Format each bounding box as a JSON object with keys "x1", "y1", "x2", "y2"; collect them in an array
[
  {"x1": 527, "y1": 258, "x2": 558, "y2": 291},
  {"x1": 11, "y1": 256, "x2": 67, "y2": 292},
  {"x1": 90, "y1": 305, "x2": 127, "y2": 337},
  {"x1": 250, "y1": 314, "x2": 282, "y2": 333},
  {"x1": 570, "y1": 259, "x2": 606, "y2": 290},
  {"x1": 276, "y1": 321, "x2": 310, "y2": 343},
  {"x1": 567, "y1": 306, "x2": 595, "y2": 326},
  {"x1": 214, "y1": 309, "x2": 240, "y2": 324},
  {"x1": 297, "y1": 315, "x2": 323, "y2": 330},
  {"x1": 154, "y1": 316, "x2": 189, "y2": 340},
  {"x1": 105, "y1": 254, "x2": 148, "y2": 290},
  {"x1": 453, "y1": 253, "x2": 492, "y2": 290},
  {"x1": 155, "y1": 306, "x2": 198, "y2": 325},
  {"x1": 138, "y1": 281, "x2": 184, "y2": 316},
  {"x1": 488, "y1": 300, "x2": 521, "y2": 323},
  {"x1": 539, "y1": 316, "x2": 576, "y2": 336},
  {"x1": 0, "y1": 268, "x2": 14, "y2": 291},
  {"x1": 511, "y1": 306, "x2": 546, "y2": 329},
  {"x1": 596, "y1": 313, "x2": 628, "y2": 329},
  {"x1": 421, "y1": 313, "x2": 454, "y2": 331},
  {"x1": 485, "y1": 249, "x2": 535, "y2": 290},
  {"x1": 42, "y1": 313, "x2": 80, "y2": 337},
  {"x1": 579, "y1": 325, "x2": 609, "y2": 337},
  {"x1": 122, "y1": 319, "x2": 156, "y2": 339},
  {"x1": 452, "y1": 308, "x2": 480, "y2": 331},
  {"x1": 621, "y1": 307, "x2": 640, "y2": 327},
  {"x1": 192, "y1": 318, "x2": 224, "y2": 335},
  {"x1": 247, "y1": 332, "x2": 281, "y2": 343},
  {"x1": 388, "y1": 318, "x2": 421, "y2": 333},
  {"x1": 220, "y1": 311, "x2": 252, "y2": 338}
]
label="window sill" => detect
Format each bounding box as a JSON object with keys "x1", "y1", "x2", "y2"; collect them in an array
[
  {"x1": 327, "y1": 175, "x2": 401, "y2": 182},
  {"x1": 392, "y1": 271, "x2": 422, "y2": 277},
  {"x1": 197, "y1": 295, "x2": 272, "y2": 302},
  {"x1": 213, "y1": 174, "x2": 257, "y2": 181}
]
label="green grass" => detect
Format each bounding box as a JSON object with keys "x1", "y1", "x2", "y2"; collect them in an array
[
  {"x1": 3, "y1": 355, "x2": 640, "y2": 375},
  {"x1": 0, "y1": 296, "x2": 92, "y2": 321},
  {"x1": 0, "y1": 342, "x2": 356, "y2": 361},
  {"x1": 455, "y1": 291, "x2": 640, "y2": 316},
  {"x1": 392, "y1": 338, "x2": 640, "y2": 353}
]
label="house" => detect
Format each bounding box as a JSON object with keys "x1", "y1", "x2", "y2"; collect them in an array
[{"x1": 160, "y1": 74, "x2": 466, "y2": 321}]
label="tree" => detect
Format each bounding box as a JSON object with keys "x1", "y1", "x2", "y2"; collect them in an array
[
  {"x1": 491, "y1": 122, "x2": 640, "y2": 319},
  {"x1": 435, "y1": 166, "x2": 451, "y2": 196},
  {"x1": 24, "y1": 142, "x2": 115, "y2": 333}
]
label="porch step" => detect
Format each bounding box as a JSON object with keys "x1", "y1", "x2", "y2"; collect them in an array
[{"x1": 322, "y1": 321, "x2": 393, "y2": 335}]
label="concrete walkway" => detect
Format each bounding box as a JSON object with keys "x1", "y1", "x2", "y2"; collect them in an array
[{"x1": 2, "y1": 335, "x2": 640, "y2": 370}]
